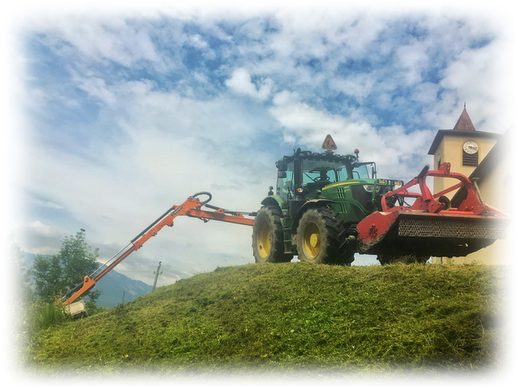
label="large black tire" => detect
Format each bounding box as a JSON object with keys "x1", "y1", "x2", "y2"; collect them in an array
[
  {"x1": 296, "y1": 207, "x2": 352, "y2": 265},
  {"x1": 252, "y1": 206, "x2": 292, "y2": 263}
]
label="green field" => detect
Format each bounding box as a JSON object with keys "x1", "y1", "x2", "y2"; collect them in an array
[{"x1": 26, "y1": 263, "x2": 504, "y2": 376}]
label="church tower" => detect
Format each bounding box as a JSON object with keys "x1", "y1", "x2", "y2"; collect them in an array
[
  {"x1": 428, "y1": 105, "x2": 507, "y2": 265},
  {"x1": 427, "y1": 105, "x2": 500, "y2": 198}
]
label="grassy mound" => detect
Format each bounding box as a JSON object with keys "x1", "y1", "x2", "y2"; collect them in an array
[{"x1": 28, "y1": 263, "x2": 503, "y2": 374}]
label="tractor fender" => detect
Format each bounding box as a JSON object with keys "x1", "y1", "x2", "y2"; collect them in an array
[
  {"x1": 291, "y1": 199, "x2": 334, "y2": 233},
  {"x1": 260, "y1": 196, "x2": 284, "y2": 210}
]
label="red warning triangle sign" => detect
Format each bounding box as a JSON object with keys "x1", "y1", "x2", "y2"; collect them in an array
[{"x1": 322, "y1": 134, "x2": 337, "y2": 150}]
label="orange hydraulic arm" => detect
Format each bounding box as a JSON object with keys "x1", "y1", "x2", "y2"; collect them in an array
[{"x1": 61, "y1": 192, "x2": 254, "y2": 306}]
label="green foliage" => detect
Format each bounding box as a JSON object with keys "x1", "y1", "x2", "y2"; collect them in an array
[
  {"x1": 32, "y1": 255, "x2": 63, "y2": 301},
  {"x1": 10, "y1": 237, "x2": 33, "y2": 303},
  {"x1": 28, "y1": 263, "x2": 503, "y2": 374},
  {"x1": 19, "y1": 299, "x2": 69, "y2": 363},
  {"x1": 59, "y1": 229, "x2": 99, "y2": 291},
  {"x1": 26, "y1": 300, "x2": 69, "y2": 334},
  {"x1": 30, "y1": 229, "x2": 100, "y2": 303}
]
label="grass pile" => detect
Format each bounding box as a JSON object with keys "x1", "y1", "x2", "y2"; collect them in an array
[{"x1": 27, "y1": 263, "x2": 503, "y2": 374}]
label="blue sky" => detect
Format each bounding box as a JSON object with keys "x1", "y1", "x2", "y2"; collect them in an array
[{"x1": 5, "y1": 2, "x2": 516, "y2": 287}]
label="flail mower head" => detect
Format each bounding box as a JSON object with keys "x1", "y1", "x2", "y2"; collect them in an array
[{"x1": 357, "y1": 163, "x2": 509, "y2": 258}]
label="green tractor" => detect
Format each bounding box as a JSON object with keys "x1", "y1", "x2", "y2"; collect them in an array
[
  {"x1": 252, "y1": 135, "x2": 508, "y2": 265},
  {"x1": 252, "y1": 136, "x2": 404, "y2": 265}
]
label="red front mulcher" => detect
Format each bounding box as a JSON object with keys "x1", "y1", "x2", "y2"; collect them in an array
[{"x1": 357, "y1": 163, "x2": 509, "y2": 257}]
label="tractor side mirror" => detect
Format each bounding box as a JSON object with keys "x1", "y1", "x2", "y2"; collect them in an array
[{"x1": 276, "y1": 160, "x2": 287, "y2": 171}]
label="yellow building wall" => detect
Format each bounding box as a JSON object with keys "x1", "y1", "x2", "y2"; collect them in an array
[
  {"x1": 462, "y1": 158, "x2": 509, "y2": 265},
  {"x1": 432, "y1": 135, "x2": 497, "y2": 197}
]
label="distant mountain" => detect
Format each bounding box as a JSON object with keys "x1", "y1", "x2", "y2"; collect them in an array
[
  {"x1": 96, "y1": 271, "x2": 151, "y2": 308},
  {"x1": 23, "y1": 253, "x2": 152, "y2": 308}
]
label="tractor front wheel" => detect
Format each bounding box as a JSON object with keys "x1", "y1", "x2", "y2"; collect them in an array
[
  {"x1": 252, "y1": 206, "x2": 292, "y2": 263},
  {"x1": 296, "y1": 207, "x2": 351, "y2": 265}
]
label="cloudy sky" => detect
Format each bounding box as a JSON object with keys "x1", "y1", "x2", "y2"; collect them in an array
[{"x1": 5, "y1": 2, "x2": 516, "y2": 287}]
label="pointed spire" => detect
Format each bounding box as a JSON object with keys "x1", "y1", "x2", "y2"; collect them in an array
[{"x1": 453, "y1": 105, "x2": 476, "y2": 131}]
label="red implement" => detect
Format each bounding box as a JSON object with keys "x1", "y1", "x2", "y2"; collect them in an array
[{"x1": 357, "y1": 163, "x2": 508, "y2": 257}]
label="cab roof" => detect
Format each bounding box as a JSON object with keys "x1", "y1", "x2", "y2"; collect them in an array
[{"x1": 276, "y1": 149, "x2": 358, "y2": 169}]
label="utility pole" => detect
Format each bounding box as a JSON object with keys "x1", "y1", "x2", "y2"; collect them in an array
[{"x1": 152, "y1": 261, "x2": 162, "y2": 292}]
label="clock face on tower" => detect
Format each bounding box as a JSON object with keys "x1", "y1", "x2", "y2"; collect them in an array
[{"x1": 463, "y1": 140, "x2": 479, "y2": 155}]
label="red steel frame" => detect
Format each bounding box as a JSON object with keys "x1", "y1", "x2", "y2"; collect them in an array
[{"x1": 379, "y1": 162, "x2": 502, "y2": 216}]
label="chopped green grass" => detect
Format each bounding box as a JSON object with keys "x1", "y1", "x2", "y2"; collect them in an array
[{"x1": 26, "y1": 263, "x2": 503, "y2": 374}]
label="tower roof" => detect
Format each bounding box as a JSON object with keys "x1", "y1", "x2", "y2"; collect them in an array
[
  {"x1": 427, "y1": 106, "x2": 498, "y2": 155},
  {"x1": 453, "y1": 105, "x2": 476, "y2": 131}
]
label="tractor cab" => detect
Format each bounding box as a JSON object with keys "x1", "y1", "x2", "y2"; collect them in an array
[{"x1": 275, "y1": 148, "x2": 376, "y2": 203}]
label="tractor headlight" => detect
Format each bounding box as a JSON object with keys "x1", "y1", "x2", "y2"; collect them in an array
[
  {"x1": 363, "y1": 184, "x2": 383, "y2": 193},
  {"x1": 393, "y1": 180, "x2": 404, "y2": 189}
]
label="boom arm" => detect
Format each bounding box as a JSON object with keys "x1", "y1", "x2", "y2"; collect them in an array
[{"x1": 62, "y1": 192, "x2": 254, "y2": 306}]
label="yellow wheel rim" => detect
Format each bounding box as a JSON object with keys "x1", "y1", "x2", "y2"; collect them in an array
[
  {"x1": 257, "y1": 221, "x2": 272, "y2": 258},
  {"x1": 303, "y1": 222, "x2": 320, "y2": 259}
]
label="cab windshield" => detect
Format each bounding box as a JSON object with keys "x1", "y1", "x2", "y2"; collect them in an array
[
  {"x1": 302, "y1": 159, "x2": 348, "y2": 184},
  {"x1": 351, "y1": 163, "x2": 373, "y2": 179}
]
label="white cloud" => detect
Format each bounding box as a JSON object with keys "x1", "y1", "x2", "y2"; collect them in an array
[
  {"x1": 270, "y1": 90, "x2": 373, "y2": 148},
  {"x1": 50, "y1": 18, "x2": 160, "y2": 67},
  {"x1": 411, "y1": 82, "x2": 440, "y2": 105},
  {"x1": 15, "y1": 220, "x2": 65, "y2": 254},
  {"x1": 187, "y1": 33, "x2": 209, "y2": 49},
  {"x1": 440, "y1": 39, "x2": 514, "y2": 130},
  {"x1": 331, "y1": 74, "x2": 376, "y2": 100},
  {"x1": 272, "y1": 9, "x2": 384, "y2": 61},
  {"x1": 73, "y1": 75, "x2": 117, "y2": 105},
  {"x1": 225, "y1": 68, "x2": 273, "y2": 100},
  {"x1": 395, "y1": 41, "x2": 430, "y2": 85}
]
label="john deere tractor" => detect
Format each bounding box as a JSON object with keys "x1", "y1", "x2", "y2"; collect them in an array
[
  {"x1": 252, "y1": 136, "x2": 404, "y2": 265},
  {"x1": 252, "y1": 135, "x2": 508, "y2": 265}
]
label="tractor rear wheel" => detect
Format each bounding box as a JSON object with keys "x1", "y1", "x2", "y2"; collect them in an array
[
  {"x1": 296, "y1": 207, "x2": 351, "y2": 265},
  {"x1": 252, "y1": 206, "x2": 292, "y2": 263}
]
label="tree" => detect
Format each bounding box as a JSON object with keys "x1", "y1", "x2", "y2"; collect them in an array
[
  {"x1": 32, "y1": 255, "x2": 63, "y2": 301},
  {"x1": 31, "y1": 229, "x2": 100, "y2": 304},
  {"x1": 10, "y1": 236, "x2": 32, "y2": 303}
]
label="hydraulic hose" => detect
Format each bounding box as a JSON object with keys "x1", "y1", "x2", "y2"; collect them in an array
[{"x1": 191, "y1": 191, "x2": 212, "y2": 206}]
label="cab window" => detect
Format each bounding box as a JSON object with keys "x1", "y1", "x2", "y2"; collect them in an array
[
  {"x1": 351, "y1": 162, "x2": 375, "y2": 179},
  {"x1": 301, "y1": 160, "x2": 348, "y2": 184},
  {"x1": 276, "y1": 161, "x2": 294, "y2": 201}
]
